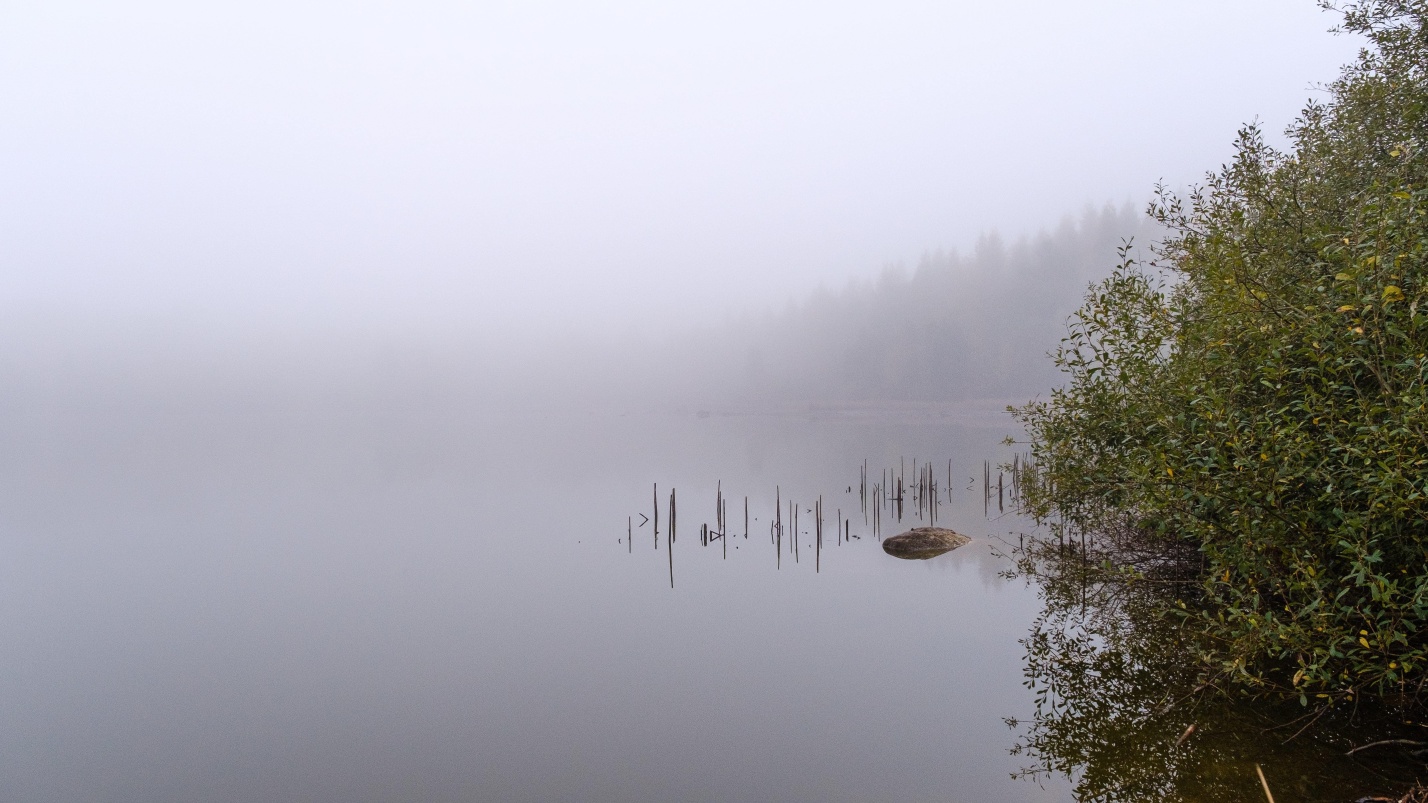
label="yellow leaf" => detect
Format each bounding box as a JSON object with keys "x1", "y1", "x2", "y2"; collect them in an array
[
  {"x1": 1394, "y1": 191, "x2": 1412, "y2": 200},
  {"x1": 1337, "y1": 305, "x2": 1356, "y2": 312},
  {"x1": 1166, "y1": 467, "x2": 1174, "y2": 477},
  {"x1": 1383, "y1": 285, "x2": 1406, "y2": 303},
  {"x1": 1335, "y1": 272, "x2": 1355, "y2": 282},
  {"x1": 1359, "y1": 637, "x2": 1371, "y2": 648},
  {"x1": 1222, "y1": 569, "x2": 1231, "y2": 583}
]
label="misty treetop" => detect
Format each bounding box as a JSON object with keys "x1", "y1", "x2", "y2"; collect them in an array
[
  {"x1": 662, "y1": 203, "x2": 1156, "y2": 407},
  {"x1": 1015, "y1": 0, "x2": 1428, "y2": 701}
]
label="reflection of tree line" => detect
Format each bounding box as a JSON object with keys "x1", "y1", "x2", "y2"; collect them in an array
[{"x1": 1006, "y1": 533, "x2": 1428, "y2": 803}]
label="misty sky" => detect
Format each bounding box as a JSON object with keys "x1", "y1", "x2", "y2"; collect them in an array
[{"x1": 2, "y1": 0, "x2": 1363, "y2": 339}]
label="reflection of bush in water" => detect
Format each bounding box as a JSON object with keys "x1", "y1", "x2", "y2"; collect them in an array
[{"x1": 1007, "y1": 537, "x2": 1427, "y2": 803}]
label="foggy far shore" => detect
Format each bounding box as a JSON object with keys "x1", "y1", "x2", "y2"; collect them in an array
[{"x1": 0, "y1": 203, "x2": 1153, "y2": 423}]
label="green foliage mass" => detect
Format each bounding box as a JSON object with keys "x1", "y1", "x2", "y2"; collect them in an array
[
  {"x1": 1007, "y1": 552, "x2": 1424, "y2": 803},
  {"x1": 1014, "y1": 0, "x2": 1428, "y2": 703}
]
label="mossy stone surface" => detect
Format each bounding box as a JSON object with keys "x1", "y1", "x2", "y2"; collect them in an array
[{"x1": 882, "y1": 527, "x2": 971, "y2": 560}]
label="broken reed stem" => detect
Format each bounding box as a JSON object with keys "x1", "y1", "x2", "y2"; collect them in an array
[
  {"x1": 983, "y1": 461, "x2": 990, "y2": 517},
  {"x1": 775, "y1": 486, "x2": 781, "y2": 545},
  {"x1": 716, "y1": 480, "x2": 722, "y2": 537},
  {"x1": 815, "y1": 496, "x2": 821, "y2": 573},
  {"x1": 861, "y1": 460, "x2": 868, "y2": 523}
]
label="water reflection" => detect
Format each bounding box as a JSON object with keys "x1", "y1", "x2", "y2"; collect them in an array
[
  {"x1": 624, "y1": 458, "x2": 967, "y2": 584},
  {"x1": 1007, "y1": 539, "x2": 1428, "y2": 802},
  {"x1": 0, "y1": 399, "x2": 1053, "y2": 802}
]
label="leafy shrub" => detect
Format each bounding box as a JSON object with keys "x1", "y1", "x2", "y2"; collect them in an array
[{"x1": 1015, "y1": 0, "x2": 1428, "y2": 702}]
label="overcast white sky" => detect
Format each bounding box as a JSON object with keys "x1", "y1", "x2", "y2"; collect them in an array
[{"x1": 1, "y1": 0, "x2": 1364, "y2": 339}]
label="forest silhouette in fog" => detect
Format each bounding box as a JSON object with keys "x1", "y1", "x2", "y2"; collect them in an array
[{"x1": 646, "y1": 203, "x2": 1156, "y2": 409}]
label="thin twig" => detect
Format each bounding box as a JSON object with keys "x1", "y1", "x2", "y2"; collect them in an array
[
  {"x1": 1281, "y1": 704, "x2": 1332, "y2": 744},
  {"x1": 1346, "y1": 739, "x2": 1428, "y2": 756}
]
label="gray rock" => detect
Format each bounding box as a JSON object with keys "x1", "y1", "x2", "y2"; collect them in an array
[{"x1": 881, "y1": 527, "x2": 971, "y2": 560}]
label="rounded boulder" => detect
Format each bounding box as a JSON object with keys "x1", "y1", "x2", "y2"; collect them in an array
[{"x1": 881, "y1": 527, "x2": 971, "y2": 560}]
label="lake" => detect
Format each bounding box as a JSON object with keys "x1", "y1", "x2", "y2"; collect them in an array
[{"x1": 0, "y1": 393, "x2": 1077, "y2": 802}]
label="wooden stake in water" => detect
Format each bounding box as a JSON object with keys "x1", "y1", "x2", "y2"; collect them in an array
[
  {"x1": 668, "y1": 488, "x2": 675, "y2": 588},
  {"x1": 775, "y1": 486, "x2": 781, "y2": 546},
  {"x1": 861, "y1": 460, "x2": 869, "y2": 524},
  {"x1": 897, "y1": 473, "x2": 904, "y2": 521},
  {"x1": 917, "y1": 463, "x2": 922, "y2": 519},
  {"x1": 983, "y1": 461, "x2": 990, "y2": 517},
  {"x1": 628, "y1": 516, "x2": 632, "y2": 554},
  {"x1": 793, "y1": 500, "x2": 799, "y2": 563},
  {"x1": 716, "y1": 480, "x2": 722, "y2": 537},
  {"x1": 775, "y1": 486, "x2": 782, "y2": 570},
  {"x1": 815, "y1": 496, "x2": 822, "y2": 573}
]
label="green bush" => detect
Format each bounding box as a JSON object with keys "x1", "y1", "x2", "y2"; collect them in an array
[{"x1": 1014, "y1": 0, "x2": 1428, "y2": 702}]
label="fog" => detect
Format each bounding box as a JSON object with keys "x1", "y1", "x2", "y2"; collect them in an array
[
  {"x1": 0, "y1": 4, "x2": 1374, "y2": 801},
  {"x1": 5, "y1": 0, "x2": 1360, "y2": 343}
]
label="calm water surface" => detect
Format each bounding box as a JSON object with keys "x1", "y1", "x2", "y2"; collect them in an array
[{"x1": 0, "y1": 399, "x2": 1065, "y2": 802}]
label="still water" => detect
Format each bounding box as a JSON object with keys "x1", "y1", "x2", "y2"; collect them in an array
[{"x1": 0, "y1": 396, "x2": 1067, "y2": 802}]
